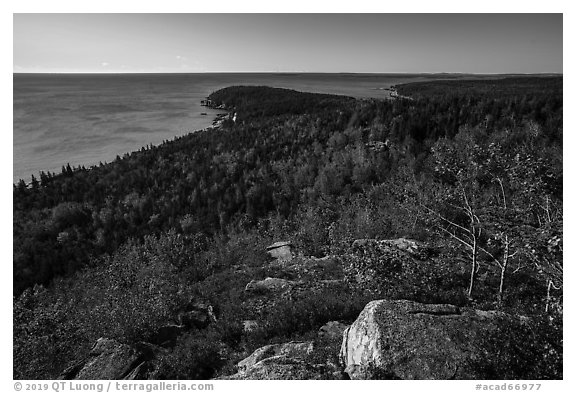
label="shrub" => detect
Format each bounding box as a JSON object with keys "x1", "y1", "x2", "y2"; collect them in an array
[
  {"x1": 341, "y1": 240, "x2": 470, "y2": 305},
  {"x1": 472, "y1": 314, "x2": 563, "y2": 379},
  {"x1": 258, "y1": 287, "x2": 371, "y2": 339},
  {"x1": 293, "y1": 205, "x2": 336, "y2": 257},
  {"x1": 156, "y1": 329, "x2": 226, "y2": 379},
  {"x1": 201, "y1": 228, "x2": 271, "y2": 273},
  {"x1": 13, "y1": 286, "x2": 88, "y2": 379},
  {"x1": 13, "y1": 230, "x2": 213, "y2": 379}
]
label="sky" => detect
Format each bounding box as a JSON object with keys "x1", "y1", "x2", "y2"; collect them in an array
[{"x1": 13, "y1": 13, "x2": 563, "y2": 74}]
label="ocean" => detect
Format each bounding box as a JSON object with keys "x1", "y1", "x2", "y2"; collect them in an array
[{"x1": 13, "y1": 73, "x2": 431, "y2": 183}]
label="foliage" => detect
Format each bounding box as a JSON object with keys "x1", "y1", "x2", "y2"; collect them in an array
[
  {"x1": 258, "y1": 288, "x2": 370, "y2": 339},
  {"x1": 13, "y1": 78, "x2": 562, "y2": 379},
  {"x1": 155, "y1": 329, "x2": 226, "y2": 380}
]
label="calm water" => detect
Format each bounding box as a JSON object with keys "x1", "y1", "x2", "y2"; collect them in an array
[{"x1": 13, "y1": 73, "x2": 430, "y2": 183}]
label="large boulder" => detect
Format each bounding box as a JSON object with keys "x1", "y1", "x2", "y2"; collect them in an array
[
  {"x1": 341, "y1": 300, "x2": 534, "y2": 380},
  {"x1": 58, "y1": 338, "x2": 160, "y2": 380}
]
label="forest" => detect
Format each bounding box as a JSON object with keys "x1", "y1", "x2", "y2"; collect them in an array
[{"x1": 13, "y1": 76, "x2": 562, "y2": 380}]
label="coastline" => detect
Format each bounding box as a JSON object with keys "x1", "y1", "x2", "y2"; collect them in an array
[
  {"x1": 12, "y1": 72, "x2": 457, "y2": 183},
  {"x1": 13, "y1": 74, "x2": 229, "y2": 184},
  {"x1": 16, "y1": 71, "x2": 541, "y2": 184},
  {"x1": 201, "y1": 98, "x2": 234, "y2": 129},
  {"x1": 13, "y1": 100, "x2": 231, "y2": 186}
]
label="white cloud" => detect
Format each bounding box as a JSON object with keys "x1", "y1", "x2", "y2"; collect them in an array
[{"x1": 101, "y1": 62, "x2": 109, "y2": 67}]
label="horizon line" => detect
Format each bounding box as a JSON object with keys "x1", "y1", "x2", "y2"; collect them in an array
[{"x1": 13, "y1": 71, "x2": 564, "y2": 76}]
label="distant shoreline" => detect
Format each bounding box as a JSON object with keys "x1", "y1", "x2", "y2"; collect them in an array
[{"x1": 14, "y1": 73, "x2": 562, "y2": 184}]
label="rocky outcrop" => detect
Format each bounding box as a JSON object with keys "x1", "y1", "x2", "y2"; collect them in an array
[
  {"x1": 343, "y1": 238, "x2": 443, "y2": 300},
  {"x1": 178, "y1": 301, "x2": 218, "y2": 328},
  {"x1": 266, "y1": 241, "x2": 293, "y2": 262},
  {"x1": 318, "y1": 321, "x2": 349, "y2": 342},
  {"x1": 245, "y1": 277, "x2": 300, "y2": 294},
  {"x1": 340, "y1": 300, "x2": 532, "y2": 380},
  {"x1": 223, "y1": 341, "x2": 326, "y2": 380},
  {"x1": 380, "y1": 238, "x2": 432, "y2": 259},
  {"x1": 352, "y1": 238, "x2": 431, "y2": 260},
  {"x1": 223, "y1": 356, "x2": 328, "y2": 380},
  {"x1": 58, "y1": 338, "x2": 162, "y2": 380},
  {"x1": 242, "y1": 320, "x2": 260, "y2": 333},
  {"x1": 344, "y1": 240, "x2": 409, "y2": 285},
  {"x1": 267, "y1": 253, "x2": 343, "y2": 280},
  {"x1": 238, "y1": 341, "x2": 314, "y2": 371},
  {"x1": 303, "y1": 256, "x2": 343, "y2": 279},
  {"x1": 150, "y1": 300, "x2": 216, "y2": 347}
]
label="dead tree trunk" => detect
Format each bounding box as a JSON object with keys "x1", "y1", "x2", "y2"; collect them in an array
[
  {"x1": 497, "y1": 235, "x2": 517, "y2": 306},
  {"x1": 422, "y1": 188, "x2": 483, "y2": 299},
  {"x1": 468, "y1": 234, "x2": 478, "y2": 298}
]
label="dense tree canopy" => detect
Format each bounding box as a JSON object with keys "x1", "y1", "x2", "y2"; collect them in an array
[
  {"x1": 13, "y1": 78, "x2": 562, "y2": 379},
  {"x1": 13, "y1": 81, "x2": 562, "y2": 294}
]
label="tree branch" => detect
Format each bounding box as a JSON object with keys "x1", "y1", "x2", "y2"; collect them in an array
[{"x1": 420, "y1": 203, "x2": 472, "y2": 236}]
